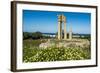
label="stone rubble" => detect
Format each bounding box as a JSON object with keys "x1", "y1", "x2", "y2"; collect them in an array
[{"x1": 39, "y1": 39, "x2": 90, "y2": 49}]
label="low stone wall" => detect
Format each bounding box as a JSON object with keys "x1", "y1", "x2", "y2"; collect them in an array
[{"x1": 39, "y1": 39, "x2": 90, "y2": 49}]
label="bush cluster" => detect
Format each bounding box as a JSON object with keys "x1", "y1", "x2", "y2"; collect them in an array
[{"x1": 23, "y1": 46, "x2": 91, "y2": 62}]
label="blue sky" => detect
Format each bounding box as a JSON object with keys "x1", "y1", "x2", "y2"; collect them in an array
[{"x1": 23, "y1": 10, "x2": 91, "y2": 34}]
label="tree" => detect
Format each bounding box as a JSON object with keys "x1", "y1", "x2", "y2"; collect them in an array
[
  {"x1": 32, "y1": 31, "x2": 43, "y2": 39},
  {"x1": 23, "y1": 32, "x2": 31, "y2": 40}
]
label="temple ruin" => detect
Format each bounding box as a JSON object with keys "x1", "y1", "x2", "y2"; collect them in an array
[{"x1": 57, "y1": 14, "x2": 72, "y2": 40}]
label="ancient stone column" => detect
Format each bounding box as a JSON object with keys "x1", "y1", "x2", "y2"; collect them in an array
[
  {"x1": 58, "y1": 15, "x2": 62, "y2": 40},
  {"x1": 69, "y1": 27, "x2": 72, "y2": 40},
  {"x1": 58, "y1": 21, "x2": 61, "y2": 40},
  {"x1": 64, "y1": 16, "x2": 67, "y2": 40},
  {"x1": 60, "y1": 22, "x2": 62, "y2": 39},
  {"x1": 58, "y1": 14, "x2": 68, "y2": 40}
]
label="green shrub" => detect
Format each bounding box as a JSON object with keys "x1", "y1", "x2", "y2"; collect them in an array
[{"x1": 23, "y1": 46, "x2": 91, "y2": 62}]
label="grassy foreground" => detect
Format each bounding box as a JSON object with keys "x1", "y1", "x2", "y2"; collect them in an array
[{"x1": 23, "y1": 40, "x2": 91, "y2": 62}]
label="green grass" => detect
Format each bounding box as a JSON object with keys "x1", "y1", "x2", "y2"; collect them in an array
[{"x1": 23, "y1": 39, "x2": 91, "y2": 62}]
